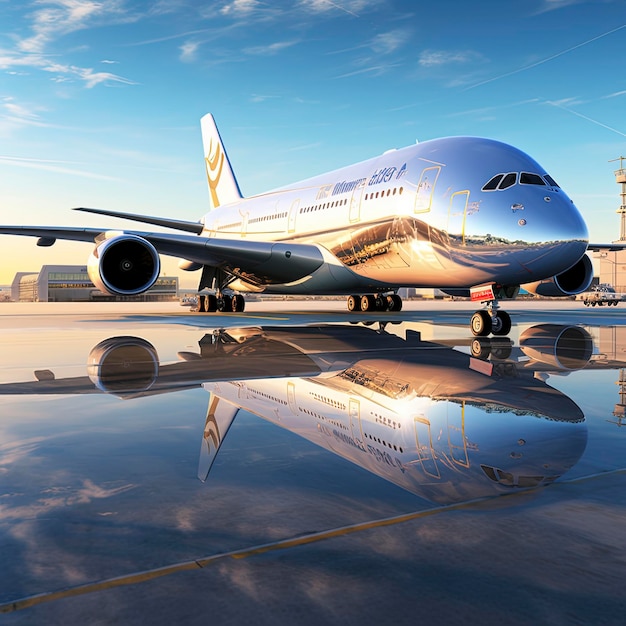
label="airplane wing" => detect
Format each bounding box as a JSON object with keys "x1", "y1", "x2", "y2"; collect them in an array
[{"x1": 0, "y1": 225, "x2": 325, "y2": 285}]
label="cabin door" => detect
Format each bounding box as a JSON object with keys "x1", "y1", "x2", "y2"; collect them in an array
[
  {"x1": 288, "y1": 199, "x2": 299, "y2": 233},
  {"x1": 447, "y1": 190, "x2": 469, "y2": 247},
  {"x1": 413, "y1": 416, "x2": 441, "y2": 479},
  {"x1": 349, "y1": 180, "x2": 367, "y2": 223},
  {"x1": 414, "y1": 166, "x2": 441, "y2": 213},
  {"x1": 349, "y1": 398, "x2": 363, "y2": 444}
]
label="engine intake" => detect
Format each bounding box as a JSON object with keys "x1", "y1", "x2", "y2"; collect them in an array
[
  {"x1": 522, "y1": 254, "x2": 593, "y2": 297},
  {"x1": 87, "y1": 336, "x2": 159, "y2": 394},
  {"x1": 88, "y1": 234, "x2": 160, "y2": 296}
]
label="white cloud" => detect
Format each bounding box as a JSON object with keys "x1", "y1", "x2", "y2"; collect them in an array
[
  {"x1": 179, "y1": 40, "x2": 200, "y2": 62},
  {"x1": 603, "y1": 90, "x2": 626, "y2": 99},
  {"x1": 1, "y1": 0, "x2": 135, "y2": 88},
  {"x1": 535, "y1": 0, "x2": 584, "y2": 13},
  {"x1": 244, "y1": 40, "x2": 298, "y2": 56},
  {"x1": 371, "y1": 29, "x2": 410, "y2": 55},
  {"x1": 299, "y1": 0, "x2": 379, "y2": 16},
  {"x1": 419, "y1": 50, "x2": 482, "y2": 67},
  {"x1": 18, "y1": 0, "x2": 121, "y2": 54},
  {"x1": 220, "y1": 0, "x2": 262, "y2": 15}
]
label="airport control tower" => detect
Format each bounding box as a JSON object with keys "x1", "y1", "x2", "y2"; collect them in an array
[
  {"x1": 613, "y1": 157, "x2": 626, "y2": 241},
  {"x1": 598, "y1": 157, "x2": 626, "y2": 293}
]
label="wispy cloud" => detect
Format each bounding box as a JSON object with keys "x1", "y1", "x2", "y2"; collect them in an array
[
  {"x1": 299, "y1": 0, "x2": 379, "y2": 17},
  {"x1": 220, "y1": 0, "x2": 264, "y2": 16},
  {"x1": 371, "y1": 29, "x2": 410, "y2": 55},
  {"x1": 465, "y1": 23, "x2": 626, "y2": 91},
  {"x1": 1, "y1": 0, "x2": 136, "y2": 88},
  {"x1": 545, "y1": 99, "x2": 626, "y2": 138},
  {"x1": 419, "y1": 50, "x2": 483, "y2": 68},
  {"x1": 0, "y1": 154, "x2": 120, "y2": 180},
  {"x1": 535, "y1": 0, "x2": 585, "y2": 14},
  {"x1": 603, "y1": 90, "x2": 626, "y2": 99},
  {"x1": 179, "y1": 40, "x2": 200, "y2": 62},
  {"x1": 244, "y1": 40, "x2": 299, "y2": 56},
  {"x1": 249, "y1": 93, "x2": 281, "y2": 103}
]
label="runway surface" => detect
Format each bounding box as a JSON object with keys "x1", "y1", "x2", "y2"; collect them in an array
[{"x1": 1, "y1": 299, "x2": 625, "y2": 625}]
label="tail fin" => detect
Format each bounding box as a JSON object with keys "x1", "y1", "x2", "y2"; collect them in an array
[{"x1": 201, "y1": 113, "x2": 243, "y2": 210}]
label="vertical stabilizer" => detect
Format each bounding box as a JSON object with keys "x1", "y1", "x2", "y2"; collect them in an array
[{"x1": 201, "y1": 113, "x2": 243, "y2": 210}]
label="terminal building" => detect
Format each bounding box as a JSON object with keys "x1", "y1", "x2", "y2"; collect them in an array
[{"x1": 11, "y1": 265, "x2": 178, "y2": 302}]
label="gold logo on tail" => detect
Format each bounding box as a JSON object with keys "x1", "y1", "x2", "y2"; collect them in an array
[{"x1": 205, "y1": 138, "x2": 224, "y2": 208}]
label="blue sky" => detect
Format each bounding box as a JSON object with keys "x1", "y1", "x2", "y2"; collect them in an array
[{"x1": 1, "y1": 0, "x2": 625, "y2": 285}]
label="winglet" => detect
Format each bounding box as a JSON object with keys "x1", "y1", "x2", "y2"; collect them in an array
[{"x1": 201, "y1": 114, "x2": 243, "y2": 210}]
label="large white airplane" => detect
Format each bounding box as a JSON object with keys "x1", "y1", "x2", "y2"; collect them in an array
[{"x1": 0, "y1": 114, "x2": 615, "y2": 334}]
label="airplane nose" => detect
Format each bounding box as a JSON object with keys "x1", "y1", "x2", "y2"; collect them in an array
[{"x1": 510, "y1": 193, "x2": 588, "y2": 250}]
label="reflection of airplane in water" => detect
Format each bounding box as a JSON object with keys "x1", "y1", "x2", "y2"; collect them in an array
[{"x1": 0, "y1": 322, "x2": 608, "y2": 504}]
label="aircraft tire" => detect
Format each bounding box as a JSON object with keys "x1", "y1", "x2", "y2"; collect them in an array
[
  {"x1": 360, "y1": 294, "x2": 376, "y2": 312},
  {"x1": 347, "y1": 295, "x2": 361, "y2": 312},
  {"x1": 470, "y1": 310, "x2": 492, "y2": 337},
  {"x1": 471, "y1": 338, "x2": 491, "y2": 359},
  {"x1": 232, "y1": 294, "x2": 245, "y2": 312},
  {"x1": 387, "y1": 294, "x2": 403, "y2": 311},
  {"x1": 219, "y1": 295, "x2": 232, "y2": 312},
  {"x1": 491, "y1": 311, "x2": 512, "y2": 336}
]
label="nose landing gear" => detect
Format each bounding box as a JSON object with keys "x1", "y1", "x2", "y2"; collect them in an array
[
  {"x1": 469, "y1": 284, "x2": 516, "y2": 336},
  {"x1": 470, "y1": 307, "x2": 511, "y2": 336}
]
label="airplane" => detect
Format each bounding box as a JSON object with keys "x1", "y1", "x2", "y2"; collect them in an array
[
  {"x1": 0, "y1": 321, "x2": 601, "y2": 503},
  {"x1": 0, "y1": 114, "x2": 618, "y2": 335}
]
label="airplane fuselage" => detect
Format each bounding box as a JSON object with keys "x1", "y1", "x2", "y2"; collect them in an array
[{"x1": 201, "y1": 136, "x2": 589, "y2": 294}]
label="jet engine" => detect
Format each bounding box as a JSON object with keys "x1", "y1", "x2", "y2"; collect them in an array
[
  {"x1": 519, "y1": 324, "x2": 593, "y2": 370},
  {"x1": 87, "y1": 234, "x2": 160, "y2": 296},
  {"x1": 522, "y1": 254, "x2": 593, "y2": 298},
  {"x1": 87, "y1": 336, "x2": 159, "y2": 394}
]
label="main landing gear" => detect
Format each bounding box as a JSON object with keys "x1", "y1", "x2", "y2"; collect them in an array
[
  {"x1": 346, "y1": 293, "x2": 403, "y2": 312},
  {"x1": 197, "y1": 292, "x2": 245, "y2": 313},
  {"x1": 470, "y1": 301, "x2": 511, "y2": 337}
]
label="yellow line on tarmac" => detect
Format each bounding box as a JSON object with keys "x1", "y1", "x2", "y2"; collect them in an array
[
  {"x1": 0, "y1": 497, "x2": 490, "y2": 614},
  {"x1": 2, "y1": 467, "x2": 625, "y2": 614}
]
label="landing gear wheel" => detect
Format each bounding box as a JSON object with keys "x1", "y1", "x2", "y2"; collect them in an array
[
  {"x1": 360, "y1": 294, "x2": 376, "y2": 312},
  {"x1": 471, "y1": 310, "x2": 492, "y2": 337},
  {"x1": 347, "y1": 295, "x2": 361, "y2": 312},
  {"x1": 491, "y1": 310, "x2": 511, "y2": 336},
  {"x1": 198, "y1": 294, "x2": 218, "y2": 313},
  {"x1": 231, "y1": 294, "x2": 245, "y2": 312},
  {"x1": 218, "y1": 295, "x2": 232, "y2": 312},
  {"x1": 386, "y1": 294, "x2": 403, "y2": 311},
  {"x1": 471, "y1": 338, "x2": 491, "y2": 359}
]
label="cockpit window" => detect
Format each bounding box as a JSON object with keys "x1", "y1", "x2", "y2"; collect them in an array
[
  {"x1": 482, "y1": 171, "x2": 558, "y2": 192},
  {"x1": 520, "y1": 172, "x2": 546, "y2": 186},
  {"x1": 498, "y1": 172, "x2": 517, "y2": 190},
  {"x1": 482, "y1": 174, "x2": 504, "y2": 191},
  {"x1": 543, "y1": 174, "x2": 560, "y2": 188}
]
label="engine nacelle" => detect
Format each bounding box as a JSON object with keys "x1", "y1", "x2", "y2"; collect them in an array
[
  {"x1": 523, "y1": 254, "x2": 593, "y2": 298},
  {"x1": 87, "y1": 336, "x2": 159, "y2": 394},
  {"x1": 87, "y1": 233, "x2": 160, "y2": 296},
  {"x1": 519, "y1": 324, "x2": 593, "y2": 370}
]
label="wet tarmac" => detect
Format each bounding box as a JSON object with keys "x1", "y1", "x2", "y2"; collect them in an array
[{"x1": 1, "y1": 299, "x2": 625, "y2": 625}]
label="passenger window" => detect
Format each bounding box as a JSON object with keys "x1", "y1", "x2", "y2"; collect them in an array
[
  {"x1": 498, "y1": 173, "x2": 517, "y2": 189},
  {"x1": 520, "y1": 172, "x2": 546, "y2": 186},
  {"x1": 482, "y1": 174, "x2": 504, "y2": 191}
]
